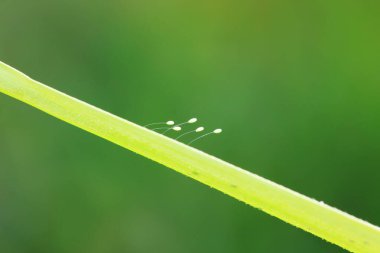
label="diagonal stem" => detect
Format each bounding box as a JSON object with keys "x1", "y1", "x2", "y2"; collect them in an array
[{"x1": 0, "y1": 61, "x2": 379, "y2": 253}]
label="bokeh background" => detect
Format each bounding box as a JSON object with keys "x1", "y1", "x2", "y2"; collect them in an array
[{"x1": 1, "y1": 1, "x2": 379, "y2": 252}]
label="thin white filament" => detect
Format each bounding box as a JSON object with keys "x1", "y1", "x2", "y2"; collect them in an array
[
  {"x1": 188, "y1": 129, "x2": 222, "y2": 145},
  {"x1": 144, "y1": 120, "x2": 175, "y2": 127},
  {"x1": 163, "y1": 118, "x2": 197, "y2": 134},
  {"x1": 176, "y1": 127, "x2": 204, "y2": 140}
]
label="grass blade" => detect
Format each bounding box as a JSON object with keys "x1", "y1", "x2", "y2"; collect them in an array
[{"x1": 1, "y1": 61, "x2": 379, "y2": 253}]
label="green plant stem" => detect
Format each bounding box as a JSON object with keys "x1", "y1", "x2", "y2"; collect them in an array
[{"x1": 0, "y1": 61, "x2": 379, "y2": 253}]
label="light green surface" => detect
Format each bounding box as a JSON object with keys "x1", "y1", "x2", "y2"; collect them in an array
[{"x1": 1, "y1": 61, "x2": 379, "y2": 253}]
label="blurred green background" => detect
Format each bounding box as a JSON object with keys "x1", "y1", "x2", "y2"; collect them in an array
[{"x1": 1, "y1": 1, "x2": 379, "y2": 252}]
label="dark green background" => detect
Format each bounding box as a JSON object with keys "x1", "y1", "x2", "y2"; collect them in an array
[{"x1": 1, "y1": 1, "x2": 379, "y2": 252}]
